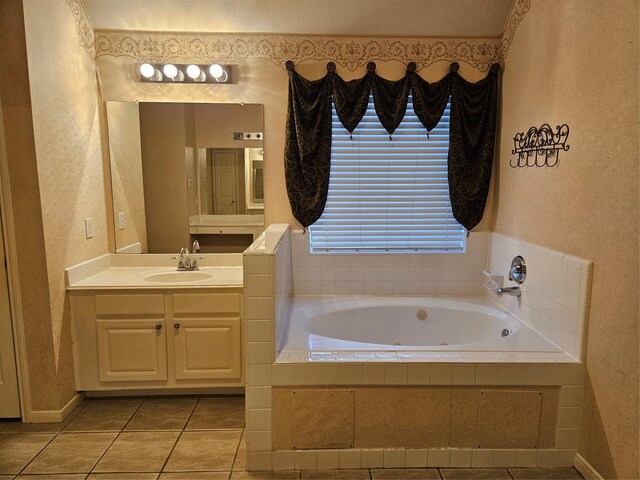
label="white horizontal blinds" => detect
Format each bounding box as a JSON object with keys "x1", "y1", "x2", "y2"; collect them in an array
[{"x1": 310, "y1": 96, "x2": 466, "y2": 253}]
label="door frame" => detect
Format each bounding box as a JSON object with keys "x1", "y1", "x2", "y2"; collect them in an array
[{"x1": 0, "y1": 90, "x2": 30, "y2": 420}]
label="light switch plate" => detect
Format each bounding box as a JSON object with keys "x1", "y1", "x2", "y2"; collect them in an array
[
  {"x1": 117, "y1": 212, "x2": 125, "y2": 230},
  {"x1": 85, "y1": 217, "x2": 94, "y2": 238}
]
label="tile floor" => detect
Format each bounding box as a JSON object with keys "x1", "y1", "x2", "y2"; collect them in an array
[{"x1": 0, "y1": 396, "x2": 584, "y2": 480}]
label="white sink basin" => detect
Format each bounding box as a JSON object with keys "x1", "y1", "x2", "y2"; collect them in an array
[{"x1": 144, "y1": 272, "x2": 213, "y2": 283}]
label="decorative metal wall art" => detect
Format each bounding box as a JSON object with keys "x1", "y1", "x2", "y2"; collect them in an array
[{"x1": 510, "y1": 124, "x2": 570, "y2": 168}]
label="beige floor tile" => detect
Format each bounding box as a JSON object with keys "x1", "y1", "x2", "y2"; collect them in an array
[
  {"x1": 230, "y1": 472, "x2": 300, "y2": 479},
  {"x1": 440, "y1": 468, "x2": 511, "y2": 480},
  {"x1": 509, "y1": 468, "x2": 583, "y2": 479},
  {"x1": 0, "y1": 433, "x2": 55, "y2": 474},
  {"x1": 87, "y1": 473, "x2": 159, "y2": 479},
  {"x1": 63, "y1": 399, "x2": 143, "y2": 432},
  {"x1": 372, "y1": 468, "x2": 441, "y2": 479},
  {"x1": 186, "y1": 397, "x2": 245, "y2": 430},
  {"x1": 302, "y1": 470, "x2": 370, "y2": 480},
  {"x1": 16, "y1": 475, "x2": 87, "y2": 479},
  {"x1": 0, "y1": 475, "x2": 13, "y2": 480},
  {"x1": 125, "y1": 397, "x2": 198, "y2": 431},
  {"x1": 233, "y1": 435, "x2": 246, "y2": 471},
  {"x1": 22, "y1": 433, "x2": 117, "y2": 474},
  {"x1": 93, "y1": 431, "x2": 179, "y2": 473},
  {"x1": 164, "y1": 430, "x2": 241, "y2": 472},
  {"x1": 1, "y1": 420, "x2": 69, "y2": 434},
  {"x1": 159, "y1": 473, "x2": 230, "y2": 479}
]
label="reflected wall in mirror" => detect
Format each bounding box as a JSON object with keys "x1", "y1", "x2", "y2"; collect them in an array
[{"x1": 107, "y1": 102, "x2": 264, "y2": 254}]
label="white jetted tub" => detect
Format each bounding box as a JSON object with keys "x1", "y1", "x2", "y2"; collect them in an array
[{"x1": 279, "y1": 296, "x2": 561, "y2": 354}]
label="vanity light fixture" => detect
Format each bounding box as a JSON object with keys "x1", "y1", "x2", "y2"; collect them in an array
[{"x1": 138, "y1": 63, "x2": 232, "y2": 84}]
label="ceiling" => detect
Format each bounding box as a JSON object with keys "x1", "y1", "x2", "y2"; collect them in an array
[{"x1": 82, "y1": 0, "x2": 514, "y2": 37}]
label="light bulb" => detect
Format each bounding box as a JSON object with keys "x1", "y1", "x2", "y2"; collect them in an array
[
  {"x1": 209, "y1": 64, "x2": 224, "y2": 79},
  {"x1": 139, "y1": 63, "x2": 155, "y2": 78},
  {"x1": 215, "y1": 70, "x2": 229, "y2": 82},
  {"x1": 186, "y1": 65, "x2": 201, "y2": 79},
  {"x1": 163, "y1": 64, "x2": 178, "y2": 79}
]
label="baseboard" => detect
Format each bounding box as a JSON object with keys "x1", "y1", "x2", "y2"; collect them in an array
[
  {"x1": 28, "y1": 393, "x2": 84, "y2": 423},
  {"x1": 85, "y1": 386, "x2": 245, "y2": 397},
  {"x1": 575, "y1": 453, "x2": 604, "y2": 480}
]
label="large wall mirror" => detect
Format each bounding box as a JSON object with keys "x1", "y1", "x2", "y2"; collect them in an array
[{"x1": 106, "y1": 102, "x2": 264, "y2": 254}]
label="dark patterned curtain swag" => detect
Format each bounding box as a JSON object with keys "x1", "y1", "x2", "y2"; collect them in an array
[{"x1": 284, "y1": 60, "x2": 500, "y2": 230}]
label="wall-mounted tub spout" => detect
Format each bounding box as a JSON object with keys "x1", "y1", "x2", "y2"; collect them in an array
[{"x1": 497, "y1": 286, "x2": 521, "y2": 297}]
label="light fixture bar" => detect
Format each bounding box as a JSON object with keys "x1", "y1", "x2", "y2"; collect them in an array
[{"x1": 138, "y1": 63, "x2": 232, "y2": 84}]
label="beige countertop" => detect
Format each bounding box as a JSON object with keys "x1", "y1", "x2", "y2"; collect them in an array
[{"x1": 65, "y1": 254, "x2": 244, "y2": 290}]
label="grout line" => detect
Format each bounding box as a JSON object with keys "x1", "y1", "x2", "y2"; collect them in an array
[
  {"x1": 13, "y1": 430, "x2": 60, "y2": 476},
  {"x1": 86, "y1": 396, "x2": 147, "y2": 475},
  {"x1": 10, "y1": 397, "x2": 95, "y2": 475},
  {"x1": 228, "y1": 427, "x2": 244, "y2": 480},
  {"x1": 437, "y1": 467, "x2": 444, "y2": 479},
  {"x1": 158, "y1": 395, "x2": 201, "y2": 474}
]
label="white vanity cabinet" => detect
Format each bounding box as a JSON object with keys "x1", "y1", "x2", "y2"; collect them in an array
[{"x1": 70, "y1": 289, "x2": 244, "y2": 391}]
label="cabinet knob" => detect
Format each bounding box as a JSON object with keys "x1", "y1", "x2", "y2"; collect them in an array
[
  {"x1": 174, "y1": 323, "x2": 180, "y2": 329},
  {"x1": 155, "y1": 324, "x2": 162, "y2": 330}
]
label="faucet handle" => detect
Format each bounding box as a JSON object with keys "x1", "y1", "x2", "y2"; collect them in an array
[
  {"x1": 179, "y1": 247, "x2": 189, "y2": 256},
  {"x1": 192, "y1": 240, "x2": 200, "y2": 254}
]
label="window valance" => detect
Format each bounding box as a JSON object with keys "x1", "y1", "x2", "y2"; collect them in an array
[{"x1": 284, "y1": 60, "x2": 500, "y2": 231}]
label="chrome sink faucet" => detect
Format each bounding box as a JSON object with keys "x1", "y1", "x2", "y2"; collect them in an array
[
  {"x1": 177, "y1": 247, "x2": 192, "y2": 271},
  {"x1": 176, "y1": 241, "x2": 203, "y2": 271}
]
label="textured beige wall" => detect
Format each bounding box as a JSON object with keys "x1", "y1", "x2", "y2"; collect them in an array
[
  {"x1": 195, "y1": 103, "x2": 263, "y2": 149},
  {"x1": 22, "y1": 0, "x2": 110, "y2": 409},
  {"x1": 0, "y1": 0, "x2": 62, "y2": 411},
  {"x1": 106, "y1": 101, "x2": 147, "y2": 252},
  {"x1": 96, "y1": 56, "x2": 490, "y2": 231},
  {"x1": 493, "y1": 1, "x2": 639, "y2": 478},
  {"x1": 139, "y1": 102, "x2": 190, "y2": 252}
]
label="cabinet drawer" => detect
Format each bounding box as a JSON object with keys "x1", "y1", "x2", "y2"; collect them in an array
[
  {"x1": 172, "y1": 293, "x2": 240, "y2": 315},
  {"x1": 95, "y1": 294, "x2": 164, "y2": 316}
]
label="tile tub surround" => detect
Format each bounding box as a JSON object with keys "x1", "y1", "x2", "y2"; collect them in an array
[
  {"x1": 243, "y1": 225, "x2": 587, "y2": 471},
  {"x1": 291, "y1": 230, "x2": 489, "y2": 296},
  {"x1": 486, "y1": 234, "x2": 593, "y2": 361}
]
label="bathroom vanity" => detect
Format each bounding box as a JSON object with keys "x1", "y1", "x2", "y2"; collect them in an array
[{"x1": 66, "y1": 254, "x2": 244, "y2": 392}]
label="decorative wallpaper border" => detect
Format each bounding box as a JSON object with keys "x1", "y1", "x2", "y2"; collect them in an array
[
  {"x1": 498, "y1": 0, "x2": 530, "y2": 61},
  {"x1": 65, "y1": 0, "x2": 95, "y2": 58},
  {"x1": 93, "y1": 31, "x2": 502, "y2": 72},
  {"x1": 71, "y1": 0, "x2": 530, "y2": 70}
]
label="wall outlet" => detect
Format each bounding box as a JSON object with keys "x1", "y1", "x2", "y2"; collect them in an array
[
  {"x1": 117, "y1": 212, "x2": 125, "y2": 230},
  {"x1": 85, "y1": 217, "x2": 94, "y2": 238},
  {"x1": 234, "y1": 132, "x2": 263, "y2": 140}
]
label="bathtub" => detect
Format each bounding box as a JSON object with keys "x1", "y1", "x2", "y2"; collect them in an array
[{"x1": 279, "y1": 296, "x2": 561, "y2": 357}]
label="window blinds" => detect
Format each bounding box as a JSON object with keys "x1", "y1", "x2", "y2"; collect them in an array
[{"x1": 310, "y1": 97, "x2": 466, "y2": 253}]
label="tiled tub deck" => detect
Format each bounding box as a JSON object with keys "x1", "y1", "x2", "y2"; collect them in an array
[{"x1": 243, "y1": 226, "x2": 587, "y2": 472}]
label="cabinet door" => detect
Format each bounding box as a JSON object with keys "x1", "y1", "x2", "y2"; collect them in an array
[
  {"x1": 172, "y1": 317, "x2": 241, "y2": 380},
  {"x1": 96, "y1": 319, "x2": 167, "y2": 382}
]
